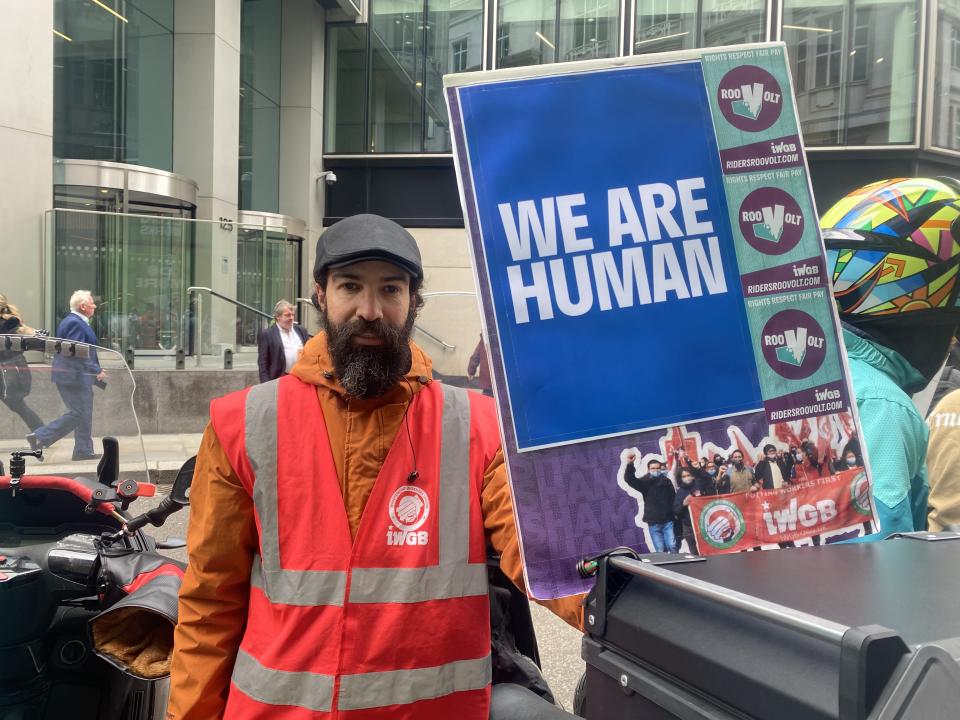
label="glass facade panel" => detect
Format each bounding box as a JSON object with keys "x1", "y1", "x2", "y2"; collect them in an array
[
  {"x1": 239, "y1": 85, "x2": 281, "y2": 212},
  {"x1": 54, "y1": 0, "x2": 174, "y2": 169},
  {"x1": 51, "y1": 210, "x2": 193, "y2": 354},
  {"x1": 325, "y1": 25, "x2": 369, "y2": 153},
  {"x1": 425, "y1": 0, "x2": 484, "y2": 150},
  {"x1": 784, "y1": 0, "x2": 919, "y2": 147},
  {"x1": 326, "y1": 0, "x2": 483, "y2": 153},
  {"x1": 241, "y1": 0, "x2": 282, "y2": 104},
  {"x1": 497, "y1": 0, "x2": 558, "y2": 68},
  {"x1": 235, "y1": 228, "x2": 300, "y2": 346},
  {"x1": 635, "y1": 0, "x2": 762, "y2": 55},
  {"x1": 369, "y1": 0, "x2": 426, "y2": 152},
  {"x1": 559, "y1": 0, "x2": 619, "y2": 61},
  {"x1": 701, "y1": 0, "x2": 766, "y2": 47},
  {"x1": 635, "y1": 0, "x2": 696, "y2": 54},
  {"x1": 933, "y1": 0, "x2": 960, "y2": 151},
  {"x1": 239, "y1": 0, "x2": 282, "y2": 211}
]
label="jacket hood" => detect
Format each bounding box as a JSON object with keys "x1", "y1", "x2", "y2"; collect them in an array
[
  {"x1": 291, "y1": 330, "x2": 434, "y2": 401},
  {"x1": 842, "y1": 328, "x2": 926, "y2": 392}
]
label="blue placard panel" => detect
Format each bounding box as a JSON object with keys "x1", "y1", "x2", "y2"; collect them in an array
[{"x1": 456, "y1": 61, "x2": 763, "y2": 450}]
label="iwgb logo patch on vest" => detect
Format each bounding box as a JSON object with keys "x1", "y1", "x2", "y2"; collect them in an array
[{"x1": 386, "y1": 485, "x2": 431, "y2": 546}]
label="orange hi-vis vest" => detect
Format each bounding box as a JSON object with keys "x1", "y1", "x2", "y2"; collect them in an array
[{"x1": 210, "y1": 374, "x2": 496, "y2": 719}]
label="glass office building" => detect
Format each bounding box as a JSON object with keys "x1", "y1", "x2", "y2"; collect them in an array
[
  {"x1": 7, "y1": 0, "x2": 960, "y2": 366},
  {"x1": 324, "y1": 0, "x2": 958, "y2": 219}
]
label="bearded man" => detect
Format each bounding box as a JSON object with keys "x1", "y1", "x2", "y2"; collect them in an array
[{"x1": 167, "y1": 214, "x2": 582, "y2": 720}]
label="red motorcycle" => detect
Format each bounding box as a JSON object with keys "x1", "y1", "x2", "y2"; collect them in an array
[{"x1": 0, "y1": 334, "x2": 192, "y2": 720}]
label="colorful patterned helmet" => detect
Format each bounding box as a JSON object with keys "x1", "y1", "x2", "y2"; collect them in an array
[{"x1": 821, "y1": 177, "x2": 960, "y2": 319}]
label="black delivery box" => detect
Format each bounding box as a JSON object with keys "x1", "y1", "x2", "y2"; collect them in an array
[{"x1": 581, "y1": 535, "x2": 960, "y2": 720}]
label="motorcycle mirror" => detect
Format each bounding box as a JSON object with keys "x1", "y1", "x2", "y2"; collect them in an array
[
  {"x1": 97, "y1": 437, "x2": 119, "y2": 487},
  {"x1": 170, "y1": 456, "x2": 196, "y2": 506},
  {"x1": 123, "y1": 456, "x2": 197, "y2": 535}
]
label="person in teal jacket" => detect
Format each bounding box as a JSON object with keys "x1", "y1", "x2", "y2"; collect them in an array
[
  {"x1": 842, "y1": 329, "x2": 929, "y2": 534},
  {"x1": 822, "y1": 177, "x2": 960, "y2": 537}
]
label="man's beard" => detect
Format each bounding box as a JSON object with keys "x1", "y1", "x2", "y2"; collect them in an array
[{"x1": 321, "y1": 307, "x2": 416, "y2": 399}]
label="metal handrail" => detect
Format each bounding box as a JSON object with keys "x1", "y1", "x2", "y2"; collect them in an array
[
  {"x1": 187, "y1": 287, "x2": 272, "y2": 367},
  {"x1": 188, "y1": 287, "x2": 272, "y2": 321}
]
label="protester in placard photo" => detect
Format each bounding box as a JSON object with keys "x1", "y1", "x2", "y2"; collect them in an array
[
  {"x1": 724, "y1": 449, "x2": 755, "y2": 493},
  {"x1": 673, "y1": 465, "x2": 717, "y2": 556},
  {"x1": 703, "y1": 460, "x2": 722, "y2": 493},
  {"x1": 833, "y1": 438, "x2": 864, "y2": 473},
  {"x1": 755, "y1": 443, "x2": 791, "y2": 490},
  {"x1": 621, "y1": 454, "x2": 677, "y2": 553},
  {"x1": 792, "y1": 441, "x2": 830, "y2": 482},
  {"x1": 716, "y1": 462, "x2": 731, "y2": 494}
]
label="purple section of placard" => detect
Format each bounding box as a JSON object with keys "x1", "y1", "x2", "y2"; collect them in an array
[
  {"x1": 502, "y1": 410, "x2": 773, "y2": 598},
  {"x1": 763, "y1": 380, "x2": 850, "y2": 424},
  {"x1": 720, "y1": 134, "x2": 804, "y2": 175},
  {"x1": 740, "y1": 256, "x2": 828, "y2": 298}
]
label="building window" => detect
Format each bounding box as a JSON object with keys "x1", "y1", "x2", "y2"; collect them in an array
[
  {"x1": 53, "y1": 0, "x2": 174, "y2": 169},
  {"x1": 634, "y1": 0, "x2": 764, "y2": 56},
  {"x1": 452, "y1": 37, "x2": 470, "y2": 72},
  {"x1": 851, "y1": 14, "x2": 869, "y2": 82},
  {"x1": 954, "y1": 106, "x2": 960, "y2": 148},
  {"x1": 497, "y1": 0, "x2": 559, "y2": 67},
  {"x1": 701, "y1": 0, "x2": 766, "y2": 48},
  {"x1": 497, "y1": 27, "x2": 511, "y2": 57},
  {"x1": 325, "y1": 0, "x2": 484, "y2": 154},
  {"x1": 795, "y1": 36, "x2": 808, "y2": 93},
  {"x1": 564, "y1": 0, "x2": 612, "y2": 61},
  {"x1": 952, "y1": 27, "x2": 960, "y2": 69},
  {"x1": 813, "y1": 12, "x2": 842, "y2": 88},
  {"x1": 784, "y1": 0, "x2": 919, "y2": 147},
  {"x1": 635, "y1": 0, "x2": 696, "y2": 54},
  {"x1": 560, "y1": 0, "x2": 617, "y2": 61},
  {"x1": 239, "y1": 0, "x2": 282, "y2": 213}
]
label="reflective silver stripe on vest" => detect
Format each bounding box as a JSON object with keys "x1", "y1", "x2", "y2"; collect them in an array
[
  {"x1": 250, "y1": 555, "x2": 347, "y2": 607},
  {"x1": 232, "y1": 649, "x2": 334, "y2": 712},
  {"x1": 337, "y1": 654, "x2": 492, "y2": 711},
  {"x1": 245, "y1": 380, "x2": 348, "y2": 607},
  {"x1": 349, "y1": 384, "x2": 486, "y2": 604}
]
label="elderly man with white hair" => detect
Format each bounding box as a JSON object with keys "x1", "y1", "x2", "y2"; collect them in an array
[
  {"x1": 257, "y1": 299, "x2": 310, "y2": 382},
  {"x1": 27, "y1": 290, "x2": 106, "y2": 461}
]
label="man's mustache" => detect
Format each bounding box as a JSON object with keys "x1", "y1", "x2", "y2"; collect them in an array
[{"x1": 340, "y1": 318, "x2": 403, "y2": 343}]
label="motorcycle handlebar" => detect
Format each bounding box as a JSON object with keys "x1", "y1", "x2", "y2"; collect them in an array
[{"x1": 0, "y1": 474, "x2": 156, "y2": 520}]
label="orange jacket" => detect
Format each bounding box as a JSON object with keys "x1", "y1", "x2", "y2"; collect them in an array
[{"x1": 167, "y1": 333, "x2": 583, "y2": 720}]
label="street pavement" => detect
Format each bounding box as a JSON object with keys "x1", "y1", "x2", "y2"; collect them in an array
[{"x1": 145, "y1": 478, "x2": 585, "y2": 712}]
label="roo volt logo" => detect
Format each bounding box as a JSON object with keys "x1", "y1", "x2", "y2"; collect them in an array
[
  {"x1": 761, "y1": 309, "x2": 827, "y2": 380},
  {"x1": 717, "y1": 65, "x2": 783, "y2": 132},
  {"x1": 738, "y1": 187, "x2": 804, "y2": 256}
]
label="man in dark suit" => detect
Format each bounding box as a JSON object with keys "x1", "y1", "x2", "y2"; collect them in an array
[
  {"x1": 257, "y1": 300, "x2": 310, "y2": 383},
  {"x1": 28, "y1": 290, "x2": 105, "y2": 460}
]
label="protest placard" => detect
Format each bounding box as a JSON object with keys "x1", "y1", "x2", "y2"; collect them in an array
[{"x1": 445, "y1": 43, "x2": 878, "y2": 599}]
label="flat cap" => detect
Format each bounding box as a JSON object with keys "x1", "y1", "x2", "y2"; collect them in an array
[{"x1": 314, "y1": 214, "x2": 423, "y2": 280}]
